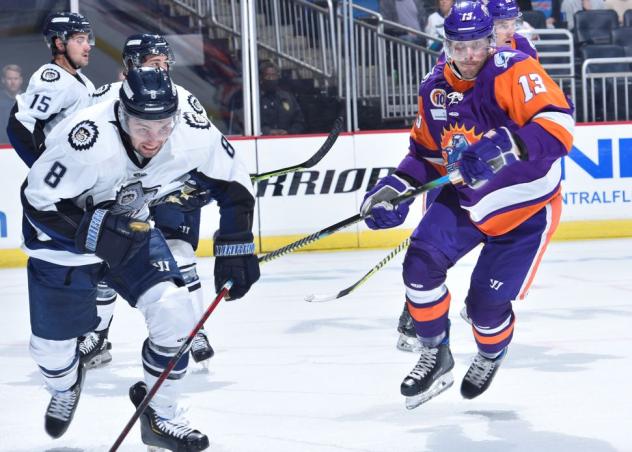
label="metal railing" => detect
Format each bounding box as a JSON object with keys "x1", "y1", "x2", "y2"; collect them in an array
[
  {"x1": 338, "y1": 5, "x2": 441, "y2": 122},
  {"x1": 531, "y1": 28, "x2": 576, "y2": 108},
  {"x1": 582, "y1": 57, "x2": 632, "y2": 122}
]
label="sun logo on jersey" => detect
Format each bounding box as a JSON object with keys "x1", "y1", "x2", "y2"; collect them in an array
[
  {"x1": 92, "y1": 84, "x2": 111, "y2": 98},
  {"x1": 183, "y1": 112, "x2": 210, "y2": 129},
  {"x1": 187, "y1": 94, "x2": 204, "y2": 115},
  {"x1": 68, "y1": 120, "x2": 99, "y2": 151},
  {"x1": 41, "y1": 68, "x2": 60, "y2": 83},
  {"x1": 440, "y1": 123, "x2": 482, "y2": 168}
]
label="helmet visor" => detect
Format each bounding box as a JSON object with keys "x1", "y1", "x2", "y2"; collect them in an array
[
  {"x1": 444, "y1": 36, "x2": 495, "y2": 62},
  {"x1": 119, "y1": 103, "x2": 179, "y2": 142}
]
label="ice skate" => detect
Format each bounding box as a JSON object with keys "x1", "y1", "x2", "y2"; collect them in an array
[
  {"x1": 459, "y1": 305, "x2": 472, "y2": 325},
  {"x1": 461, "y1": 348, "x2": 507, "y2": 399},
  {"x1": 396, "y1": 304, "x2": 421, "y2": 353},
  {"x1": 190, "y1": 329, "x2": 214, "y2": 367},
  {"x1": 45, "y1": 362, "x2": 86, "y2": 438},
  {"x1": 78, "y1": 329, "x2": 112, "y2": 369},
  {"x1": 129, "y1": 381, "x2": 209, "y2": 451},
  {"x1": 401, "y1": 342, "x2": 454, "y2": 409}
]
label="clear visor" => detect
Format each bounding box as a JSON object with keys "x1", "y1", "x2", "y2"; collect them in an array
[
  {"x1": 119, "y1": 104, "x2": 179, "y2": 142},
  {"x1": 444, "y1": 36, "x2": 495, "y2": 62},
  {"x1": 68, "y1": 31, "x2": 95, "y2": 46},
  {"x1": 494, "y1": 19, "x2": 517, "y2": 33},
  {"x1": 129, "y1": 48, "x2": 175, "y2": 69}
]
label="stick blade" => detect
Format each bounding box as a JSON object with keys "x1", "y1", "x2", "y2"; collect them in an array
[{"x1": 304, "y1": 293, "x2": 338, "y2": 303}]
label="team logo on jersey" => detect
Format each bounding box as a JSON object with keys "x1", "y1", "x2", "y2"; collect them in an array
[
  {"x1": 41, "y1": 68, "x2": 61, "y2": 82},
  {"x1": 430, "y1": 89, "x2": 446, "y2": 108},
  {"x1": 447, "y1": 92, "x2": 463, "y2": 106},
  {"x1": 110, "y1": 181, "x2": 159, "y2": 215},
  {"x1": 183, "y1": 112, "x2": 210, "y2": 129},
  {"x1": 187, "y1": 94, "x2": 204, "y2": 114},
  {"x1": 68, "y1": 120, "x2": 99, "y2": 151},
  {"x1": 92, "y1": 84, "x2": 111, "y2": 98},
  {"x1": 494, "y1": 51, "x2": 516, "y2": 69},
  {"x1": 440, "y1": 123, "x2": 482, "y2": 171}
]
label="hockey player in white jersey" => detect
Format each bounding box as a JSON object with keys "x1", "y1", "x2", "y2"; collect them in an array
[
  {"x1": 7, "y1": 11, "x2": 95, "y2": 167},
  {"x1": 21, "y1": 67, "x2": 259, "y2": 450},
  {"x1": 88, "y1": 33, "x2": 215, "y2": 368}
]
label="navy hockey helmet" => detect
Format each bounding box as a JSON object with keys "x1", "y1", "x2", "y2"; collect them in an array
[
  {"x1": 122, "y1": 34, "x2": 175, "y2": 69},
  {"x1": 119, "y1": 67, "x2": 179, "y2": 121},
  {"x1": 43, "y1": 12, "x2": 94, "y2": 49},
  {"x1": 487, "y1": 0, "x2": 522, "y2": 20},
  {"x1": 443, "y1": 2, "x2": 494, "y2": 41}
]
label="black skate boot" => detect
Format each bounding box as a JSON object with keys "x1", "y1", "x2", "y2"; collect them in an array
[
  {"x1": 129, "y1": 381, "x2": 210, "y2": 451},
  {"x1": 190, "y1": 330, "x2": 214, "y2": 364},
  {"x1": 45, "y1": 361, "x2": 86, "y2": 438},
  {"x1": 79, "y1": 329, "x2": 112, "y2": 369},
  {"x1": 461, "y1": 348, "x2": 508, "y2": 399},
  {"x1": 396, "y1": 304, "x2": 421, "y2": 353},
  {"x1": 401, "y1": 341, "x2": 454, "y2": 409}
]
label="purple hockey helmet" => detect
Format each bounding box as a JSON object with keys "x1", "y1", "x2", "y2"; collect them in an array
[
  {"x1": 487, "y1": 0, "x2": 522, "y2": 20},
  {"x1": 443, "y1": 1, "x2": 494, "y2": 41}
]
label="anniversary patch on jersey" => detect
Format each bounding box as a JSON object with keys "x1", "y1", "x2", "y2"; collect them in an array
[
  {"x1": 41, "y1": 68, "x2": 61, "y2": 83},
  {"x1": 183, "y1": 112, "x2": 210, "y2": 129},
  {"x1": 92, "y1": 84, "x2": 111, "y2": 98},
  {"x1": 68, "y1": 120, "x2": 99, "y2": 151},
  {"x1": 187, "y1": 94, "x2": 204, "y2": 114}
]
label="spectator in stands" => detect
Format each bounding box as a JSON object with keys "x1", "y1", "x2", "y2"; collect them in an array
[
  {"x1": 603, "y1": 0, "x2": 628, "y2": 24},
  {"x1": 531, "y1": 0, "x2": 563, "y2": 27},
  {"x1": 425, "y1": 0, "x2": 454, "y2": 50},
  {"x1": 380, "y1": 0, "x2": 428, "y2": 44},
  {"x1": 259, "y1": 60, "x2": 305, "y2": 136},
  {"x1": 561, "y1": 0, "x2": 605, "y2": 29},
  {"x1": 0, "y1": 64, "x2": 23, "y2": 143}
]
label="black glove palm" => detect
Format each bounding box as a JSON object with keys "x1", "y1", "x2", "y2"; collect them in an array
[{"x1": 214, "y1": 231, "x2": 260, "y2": 300}]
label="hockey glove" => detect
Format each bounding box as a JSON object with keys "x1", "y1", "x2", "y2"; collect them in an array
[
  {"x1": 360, "y1": 174, "x2": 414, "y2": 230},
  {"x1": 75, "y1": 208, "x2": 150, "y2": 269},
  {"x1": 459, "y1": 127, "x2": 523, "y2": 189},
  {"x1": 213, "y1": 231, "x2": 260, "y2": 300}
]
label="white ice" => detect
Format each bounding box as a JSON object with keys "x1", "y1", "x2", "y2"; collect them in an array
[{"x1": 1, "y1": 238, "x2": 631, "y2": 452}]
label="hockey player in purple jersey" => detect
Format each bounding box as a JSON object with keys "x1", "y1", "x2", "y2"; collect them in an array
[
  {"x1": 361, "y1": 1, "x2": 573, "y2": 408},
  {"x1": 488, "y1": 0, "x2": 538, "y2": 60}
]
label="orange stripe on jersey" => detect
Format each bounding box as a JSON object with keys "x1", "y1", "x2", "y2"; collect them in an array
[
  {"x1": 518, "y1": 193, "x2": 562, "y2": 299},
  {"x1": 473, "y1": 319, "x2": 515, "y2": 345},
  {"x1": 407, "y1": 292, "x2": 451, "y2": 322},
  {"x1": 533, "y1": 117, "x2": 574, "y2": 151},
  {"x1": 494, "y1": 57, "x2": 570, "y2": 127},
  {"x1": 410, "y1": 97, "x2": 439, "y2": 151},
  {"x1": 475, "y1": 187, "x2": 562, "y2": 236}
]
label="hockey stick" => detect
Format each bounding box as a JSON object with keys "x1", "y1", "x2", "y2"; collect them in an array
[
  {"x1": 258, "y1": 174, "x2": 453, "y2": 264},
  {"x1": 305, "y1": 237, "x2": 411, "y2": 302},
  {"x1": 250, "y1": 116, "x2": 344, "y2": 182},
  {"x1": 146, "y1": 116, "x2": 343, "y2": 210},
  {"x1": 109, "y1": 281, "x2": 233, "y2": 452}
]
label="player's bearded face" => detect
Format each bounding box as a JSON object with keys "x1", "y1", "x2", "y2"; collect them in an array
[
  {"x1": 127, "y1": 116, "x2": 176, "y2": 158},
  {"x1": 65, "y1": 33, "x2": 92, "y2": 68},
  {"x1": 446, "y1": 37, "x2": 493, "y2": 79},
  {"x1": 494, "y1": 19, "x2": 516, "y2": 46}
]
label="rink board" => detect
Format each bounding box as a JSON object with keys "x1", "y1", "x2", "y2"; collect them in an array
[{"x1": 1, "y1": 122, "x2": 631, "y2": 266}]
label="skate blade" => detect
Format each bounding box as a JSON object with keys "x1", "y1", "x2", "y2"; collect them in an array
[
  {"x1": 405, "y1": 372, "x2": 454, "y2": 410},
  {"x1": 396, "y1": 333, "x2": 422, "y2": 353},
  {"x1": 147, "y1": 446, "x2": 167, "y2": 452},
  {"x1": 85, "y1": 350, "x2": 112, "y2": 370},
  {"x1": 459, "y1": 306, "x2": 472, "y2": 325}
]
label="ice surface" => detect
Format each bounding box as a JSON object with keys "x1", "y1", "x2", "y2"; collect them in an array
[{"x1": 1, "y1": 238, "x2": 631, "y2": 451}]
